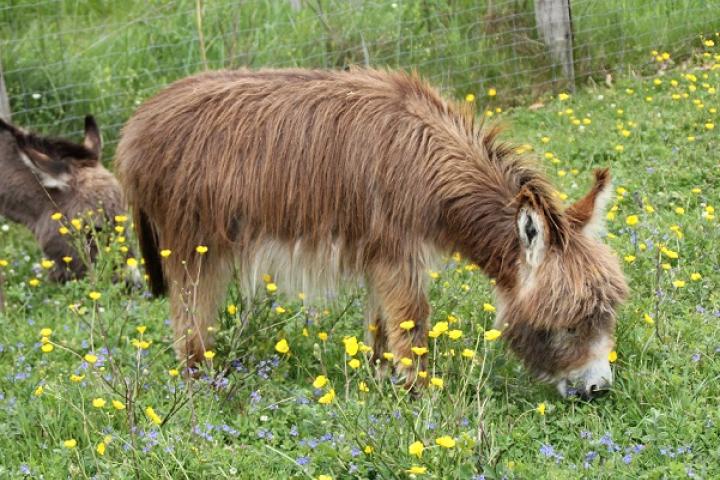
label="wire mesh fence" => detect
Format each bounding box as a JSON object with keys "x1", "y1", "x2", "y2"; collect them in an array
[{"x1": 1, "y1": 0, "x2": 718, "y2": 153}]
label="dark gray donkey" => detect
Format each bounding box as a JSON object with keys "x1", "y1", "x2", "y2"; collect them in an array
[{"x1": 0, "y1": 116, "x2": 128, "y2": 284}]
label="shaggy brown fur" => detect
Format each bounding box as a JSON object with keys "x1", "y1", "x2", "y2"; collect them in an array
[
  {"x1": 116, "y1": 68, "x2": 627, "y2": 393},
  {"x1": 0, "y1": 116, "x2": 125, "y2": 281}
]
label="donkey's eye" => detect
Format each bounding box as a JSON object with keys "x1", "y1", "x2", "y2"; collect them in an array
[{"x1": 524, "y1": 221, "x2": 537, "y2": 244}]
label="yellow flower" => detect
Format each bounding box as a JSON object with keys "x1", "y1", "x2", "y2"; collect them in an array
[
  {"x1": 615, "y1": 144, "x2": 624, "y2": 153},
  {"x1": 96, "y1": 442, "x2": 106, "y2": 456},
  {"x1": 41, "y1": 343, "x2": 53, "y2": 353},
  {"x1": 483, "y1": 303, "x2": 496, "y2": 312},
  {"x1": 358, "y1": 381, "x2": 369, "y2": 393},
  {"x1": 41, "y1": 259, "x2": 55, "y2": 269},
  {"x1": 195, "y1": 245, "x2": 208, "y2": 254},
  {"x1": 399, "y1": 320, "x2": 415, "y2": 331},
  {"x1": 34, "y1": 385, "x2": 44, "y2": 396},
  {"x1": 382, "y1": 352, "x2": 394, "y2": 361},
  {"x1": 363, "y1": 445, "x2": 373, "y2": 454},
  {"x1": 661, "y1": 263, "x2": 671, "y2": 271},
  {"x1": 672, "y1": 280, "x2": 686, "y2": 288},
  {"x1": 145, "y1": 406, "x2": 162, "y2": 425},
  {"x1": 643, "y1": 313, "x2": 655, "y2": 325},
  {"x1": 275, "y1": 339, "x2": 290, "y2": 354},
  {"x1": 343, "y1": 336, "x2": 359, "y2": 356},
  {"x1": 465, "y1": 93, "x2": 475, "y2": 102},
  {"x1": 348, "y1": 358, "x2": 361, "y2": 369},
  {"x1": 92, "y1": 398, "x2": 106, "y2": 408},
  {"x1": 63, "y1": 439, "x2": 77, "y2": 449},
  {"x1": 136, "y1": 325, "x2": 147, "y2": 335},
  {"x1": 447, "y1": 329, "x2": 463, "y2": 340},
  {"x1": 318, "y1": 332, "x2": 328, "y2": 342},
  {"x1": 608, "y1": 351, "x2": 618, "y2": 363},
  {"x1": 58, "y1": 226, "x2": 70, "y2": 235},
  {"x1": 0, "y1": 259, "x2": 8, "y2": 267},
  {"x1": 625, "y1": 215, "x2": 639, "y2": 226},
  {"x1": 432, "y1": 321, "x2": 449, "y2": 334},
  {"x1": 435, "y1": 436, "x2": 456, "y2": 448},
  {"x1": 70, "y1": 374, "x2": 85, "y2": 383},
  {"x1": 169, "y1": 369, "x2": 179, "y2": 377},
  {"x1": 51, "y1": 212, "x2": 63, "y2": 221},
  {"x1": 223, "y1": 304, "x2": 235, "y2": 315},
  {"x1": 400, "y1": 357, "x2": 413, "y2": 367},
  {"x1": 536, "y1": 402, "x2": 546, "y2": 415},
  {"x1": 71, "y1": 218, "x2": 83, "y2": 230},
  {"x1": 275, "y1": 306, "x2": 286, "y2": 314},
  {"x1": 461, "y1": 348, "x2": 475, "y2": 358},
  {"x1": 691, "y1": 273, "x2": 702, "y2": 281},
  {"x1": 675, "y1": 207, "x2": 685, "y2": 215},
  {"x1": 39, "y1": 328, "x2": 52, "y2": 337},
  {"x1": 558, "y1": 92, "x2": 570, "y2": 101},
  {"x1": 409, "y1": 441, "x2": 424, "y2": 458},
  {"x1": 112, "y1": 400, "x2": 126, "y2": 410},
  {"x1": 318, "y1": 389, "x2": 335, "y2": 404},
  {"x1": 418, "y1": 371, "x2": 428, "y2": 379},
  {"x1": 85, "y1": 353, "x2": 98, "y2": 364},
  {"x1": 160, "y1": 249, "x2": 172, "y2": 258},
  {"x1": 266, "y1": 282, "x2": 278, "y2": 293},
  {"x1": 131, "y1": 339, "x2": 151, "y2": 349},
  {"x1": 114, "y1": 215, "x2": 128, "y2": 223},
  {"x1": 203, "y1": 350, "x2": 216, "y2": 360},
  {"x1": 691, "y1": 187, "x2": 702, "y2": 194},
  {"x1": 88, "y1": 291, "x2": 101, "y2": 301},
  {"x1": 661, "y1": 247, "x2": 679, "y2": 259},
  {"x1": 705, "y1": 123, "x2": 715, "y2": 130},
  {"x1": 126, "y1": 258, "x2": 138, "y2": 268},
  {"x1": 484, "y1": 329, "x2": 502, "y2": 341},
  {"x1": 317, "y1": 475, "x2": 332, "y2": 480},
  {"x1": 430, "y1": 377, "x2": 444, "y2": 388},
  {"x1": 411, "y1": 346, "x2": 428, "y2": 356},
  {"x1": 428, "y1": 270, "x2": 440, "y2": 279},
  {"x1": 624, "y1": 255, "x2": 636, "y2": 263},
  {"x1": 406, "y1": 466, "x2": 427, "y2": 475},
  {"x1": 313, "y1": 375, "x2": 328, "y2": 389},
  {"x1": 28, "y1": 278, "x2": 41, "y2": 287},
  {"x1": 487, "y1": 88, "x2": 497, "y2": 97}
]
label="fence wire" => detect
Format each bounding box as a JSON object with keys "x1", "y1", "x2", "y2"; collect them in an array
[{"x1": 1, "y1": 0, "x2": 718, "y2": 150}]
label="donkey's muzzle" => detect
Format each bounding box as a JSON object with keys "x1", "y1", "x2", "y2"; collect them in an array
[{"x1": 580, "y1": 380, "x2": 611, "y2": 401}]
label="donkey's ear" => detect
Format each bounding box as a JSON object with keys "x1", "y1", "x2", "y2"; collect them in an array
[
  {"x1": 516, "y1": 186, "x2": 549, "y2": 268},
  {"x1": 17, "y1": 145, "x2": 72, "y2": 190},
  {"x1": 83, "y1": 115, "x2": 102, "y2": 159},
  {"x1": 2, "y1": 120, "x2": 72, "y2": 190},
  {"x1": 566, "y1": 168, "x2": 612, "y2": 238}
]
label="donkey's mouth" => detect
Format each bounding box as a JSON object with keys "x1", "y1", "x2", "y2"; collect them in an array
[{"x1": 556, "y1": 378, "x2": 612, "y2": 401}]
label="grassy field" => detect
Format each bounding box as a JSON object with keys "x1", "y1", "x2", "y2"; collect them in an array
[{"x1": 1, "y1": 3, "x2": 720, "y2": 479}]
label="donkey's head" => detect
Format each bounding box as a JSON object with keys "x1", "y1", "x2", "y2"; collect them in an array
[
  {"x1": 0, "y1": 115, "x2": 102, "y2": 193},
  {"x1": 497, "y1": 169, "x2": 628, "y2": 400}
]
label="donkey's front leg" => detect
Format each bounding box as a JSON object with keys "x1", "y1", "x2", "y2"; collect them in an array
[{"x1": 369, "y1": 263, "x2": 430, "y2": 392}]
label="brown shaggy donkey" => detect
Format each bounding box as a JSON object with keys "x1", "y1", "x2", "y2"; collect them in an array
[
  {"x1": 0, "y1": 116, "x2": 127, "y2": 282},
  {"x1": 116, "y1": 69, "x2": 628, "y2": 399}
]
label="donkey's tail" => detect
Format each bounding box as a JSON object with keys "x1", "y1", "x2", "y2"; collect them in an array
[{"x1": 136, "y1": 208, "x2": 167, "y2": 296}]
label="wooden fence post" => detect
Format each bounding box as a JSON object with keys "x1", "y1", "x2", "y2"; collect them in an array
[
  {"x1": 0, "y1": 58, "x2": 8, "y2": 311},
  {"x1": 535, "y1": 0, "x2": 575, "y2": 91},
  {"x1": 0, "y1": 58, "x2": 10, "y2": 121}
]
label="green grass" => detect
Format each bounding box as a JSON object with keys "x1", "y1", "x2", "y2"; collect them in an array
[{"x1": 1, "y1": 3, "x2": 720, "y2": 479}]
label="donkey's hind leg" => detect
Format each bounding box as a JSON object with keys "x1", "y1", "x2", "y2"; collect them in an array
[
  {"x1": 364, "y1": 286, "x2": 390, "y2": 380},
  {"x1": 168, "y1": 252, "x2": 232, "y2": 368},
  {"x1": 369, "y1": 261, "x2": 430, "y2": 391}
]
